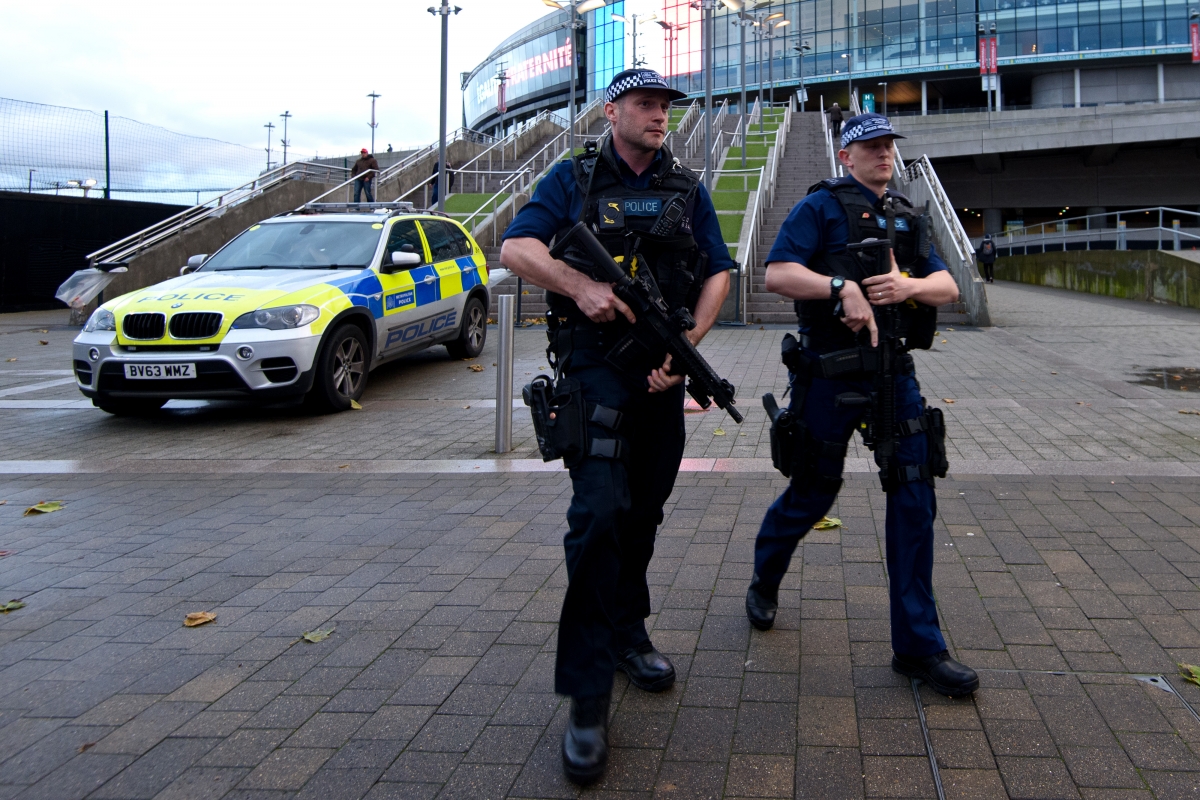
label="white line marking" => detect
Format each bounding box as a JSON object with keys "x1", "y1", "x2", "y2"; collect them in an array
[{"x1": 0, "y1": 378, "x2": 78, "y2": 398}]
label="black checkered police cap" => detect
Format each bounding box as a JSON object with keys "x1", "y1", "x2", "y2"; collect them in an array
[
  {"x1": 604, "y1": 69, "x2": 688, "y2": 104},
  {"x1": 839, "y1": 112, "x2": 906, "y2": 149}
]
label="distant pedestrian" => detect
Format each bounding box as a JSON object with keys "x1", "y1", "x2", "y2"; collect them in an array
[
  {"x1": 351, "y1": 148, "x2": 379, "y2": 204},
  {"x1": 429, "y1": 160, "x2": 455, "y2": 206},
  {"x1": 977, "y1": 234, "x2": 997, "y2": 283},
  {"x1": 827, "y1": 103, "x2": 844, "y2": 137},
  {"x1": 386, "y1": 143, "x2": 393, "y2": 153}
]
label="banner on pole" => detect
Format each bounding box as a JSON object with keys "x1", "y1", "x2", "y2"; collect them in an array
[
  {"x1": 989, "y1": 37, "x2": 998, "y2": 74},
  {"x1": 1191, "y1": 22, "x2": 1199, "y2": 63}
]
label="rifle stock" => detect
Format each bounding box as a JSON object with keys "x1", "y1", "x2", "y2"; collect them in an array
[{"x1": 550, "y1": 222, "x2": 743, "y2": 424}]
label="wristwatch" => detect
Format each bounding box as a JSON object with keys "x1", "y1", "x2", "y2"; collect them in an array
[{"x1": 829, "y1": 276, "x2": 847, "y2": 301}]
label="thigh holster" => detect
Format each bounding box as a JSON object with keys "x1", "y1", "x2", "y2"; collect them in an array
[
  {"x1": 523, "y1": 375, "x2": 625, "y2": 468},
  {"x1": 882, "y1": 404, "x2": 949, "y2": 489}
]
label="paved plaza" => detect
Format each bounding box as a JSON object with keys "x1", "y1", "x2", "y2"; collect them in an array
[{"x1": 1, "y1": 283, "x2": 1200, "y2": 799}]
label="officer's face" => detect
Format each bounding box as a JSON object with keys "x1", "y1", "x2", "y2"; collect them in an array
[
  {"x1": 607, "y1": 90, "x2": 671, "y2": 153},
  {"x1": 840, "y1": 137, "x2": 896, "y2": 185}
]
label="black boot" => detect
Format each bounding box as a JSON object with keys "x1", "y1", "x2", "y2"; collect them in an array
[
  {"x1": 892, "y1": 650, "x2": 979, "y2": 698},
  {"x1": 745, "y1": 573, "x2": 779, "y2": 631},
  {"x1": 562, "y1": 694, "x2": 610, "y2": 785},
  {"x1": 617, "y1": 644, "x2": 676, "y2": 692}
]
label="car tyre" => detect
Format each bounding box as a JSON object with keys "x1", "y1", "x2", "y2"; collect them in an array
[
  {"x1": 307, "y1": 323, "x2": 369, "y2": 413},
  {"x1": 94, "y1": 397, "x2": 167, "y2": 416},
  {"x1": 446, "y1": 295, "x2": 487, "y2": 359}
]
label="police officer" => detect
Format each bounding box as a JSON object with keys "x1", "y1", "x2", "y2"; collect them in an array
[
  {"x1": 746, "y1": 113, "x2": 979, "y2": 698},
  {"x1": 500, "y1": 68, "x2": 732, "y2": 784}
]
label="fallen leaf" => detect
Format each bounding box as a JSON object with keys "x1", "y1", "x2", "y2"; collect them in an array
[
  {"x1": 934, "y1": 331, "x2": 940, "y2": 335},
  {"x1": 0, "y1": 601, "x2": 25, "y2": 613},
  {"x1": 1181, "y1": 410, "x2": 1200, "y2": 416},
  {"x1": 462, "y1": 405, "x2": 471, "y2": 409},
  {"x1": 0, "y1": 500, "x2": 5, "y2": 505},
  {"x1": 183, "y1": 611, "x2": 216, "y2": 627},
  {"x1": 813, "y1": 516, "x2": 843, "y2": 530},
  {"x1": 941, "y1": 339, "x2": 947, "y2": 344},
  {"x1": 942, "y1": 398, "x2": 956, "y2": 404},
  {"x1": 468, "y1": 364, "x2": 484, "y2": 373},
  {"x1": 492, "y1": 362, "x2": 497, "y2": 366},
  {"x1": 24, "y1": 501, "x2": 64, "y2": 516},
  {"x1": 713, "y1": 428, "x2": 726, "y2": 436},
  {"x1": 4, "y1": 358, "x2": 15, "y2": 362},
  {"x1": 538, "y1": 366, "x2": 546, "y2": 370},
  {"x1": 33, "y1": 329, "x2": 48, "y2": 333},
  {"x1": 1050, "y1": 372, "x2": 1058, "y2": 375},
  {"x1": 1181, "y1": 663, "x2": 1200, "y2": 687},
  {"x1": 38, "y1": 340, "x2": 48, "y2": 346},
  {"x1": 301, "y1": 626, "x2": 335, "y2": 643},
  {"x1": 78, "y1": 742, "x2": 96, "y2": 753},
  {"x1": 350, "y1": 399, "x2": 362, "y2": 410},
  {"x1": 0, "y1": 551, "x2": 11, "y2": 557},
  {"x1": 946, "y1": 327, "x2": 955, "y2": 331}
]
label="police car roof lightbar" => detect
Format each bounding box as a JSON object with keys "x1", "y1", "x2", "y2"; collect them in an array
[{"x1": 300, "y1": 201, "x2": 417, "y2": 214}]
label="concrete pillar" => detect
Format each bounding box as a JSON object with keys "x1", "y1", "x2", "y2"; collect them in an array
[
  {"x1": 921, "y1": 81, "x2": 928, "y2": 115},
  {"x1": 938, "y1": 96, "x2": 943, "y2": 112},
  {"x1": 996, "y1": 74, "x2": 1002, "y2": 113},
  {"x1": 983, "y1": 208, "x2": 1003, "y2": 235},
  {"x1": 1157, "y1": 63, "x2": 1165, "y2": 103},
  {"x1": 1074, "y1": 69, "x2": 1081, "y2": 108},
  {"x1": 1086, "y1": 207, "x2": 1108, "y2": 229}
]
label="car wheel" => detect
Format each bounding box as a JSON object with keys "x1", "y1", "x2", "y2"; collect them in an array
[
  {"x1": 94, "y1": 397, "x2": 167, "y2": 416},
  {"x1": 307, "y1": 323, "x2": 369, "y2": 412},
  {"x1": 446, "y1": 296, "x2": 486, "y2": 359}
]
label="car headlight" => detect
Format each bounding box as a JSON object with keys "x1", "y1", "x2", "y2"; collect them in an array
[
  {"x1": 231, "y1": 304, "x2": 320, "y2": 330},
  {"x1": 83, "y1": 308, "x2": 116, "y2": 332}
]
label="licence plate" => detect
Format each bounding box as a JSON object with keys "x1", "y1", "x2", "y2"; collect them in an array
[{"x1": 123, "y1": 363, "x2": 196, "y2": 379}]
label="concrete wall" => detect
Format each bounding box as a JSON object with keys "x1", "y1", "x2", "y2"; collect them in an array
[
  {"x1": 934, "y1": 143, "x2": 1200, "y2": 209},
  {"x1": 1032, "y1": 65, "x2": 1200, "y2": 107},
  {"x1": 995, "y1": 249, "x2": 1200, "y2": 309},
  {"x1": 104, "y1": 178, "x2": 341, "y2": 300}
]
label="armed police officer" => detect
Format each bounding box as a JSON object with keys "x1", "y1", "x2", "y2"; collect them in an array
[
  {"x1": 746, "y1": 113, "x2": 979, "y2": 698},
  {"x1": 500, "y1": 69, "x2": 732, "y2": 784}
]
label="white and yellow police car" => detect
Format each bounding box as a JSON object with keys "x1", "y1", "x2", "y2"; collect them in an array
[{"x1": 73, "y1": 202, "x2": 491, "y2": 414}]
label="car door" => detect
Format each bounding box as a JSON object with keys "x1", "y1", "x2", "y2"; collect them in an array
[
  {"x1": 375, "y1": 218, "x2": 458, "y2": 356},
  {"x1": 419, "y1": 219, "x2": 479, "y2": 340}
]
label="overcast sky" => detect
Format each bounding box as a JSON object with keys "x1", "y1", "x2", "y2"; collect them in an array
[{"x1": 2, "y1": 0, "x2": 663, "y2": 160}]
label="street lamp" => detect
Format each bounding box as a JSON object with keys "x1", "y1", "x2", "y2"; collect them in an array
[
  {"x1": 612, "y1": 12, "x2": 657, "y2": 67},
  {"x1": 429, "y1": 2, "x2": 463, "y2": 212},
  {"x1": 367, "y1": 91, "x2": 381, "y2": 155},
  {"x1": 767, "y1": 17, "x2": 789, "y2": 110},
  {"x1": 496, "y1": 65, "x2": 509, "y2": 138},
  {"x1": 841, "y1": 52, "x2": 852, "y2": 108},
  {"x1": 280, "y1": 111, "x2": 292, "y2": 167},
  {"x1": 27, "y1": 169, "x2": 35, "y2": 193},
  {"x1": 68, "y1": 178, "x2": 98, "y2": 198},
  {"x1": 542, "y1": 0, "x2": 607, "y2": 158},
  {"x1": 732, "y1": 13, "x2": 755, "y2": 167},
  {"x1": 690, "y1": 0, "x2": 743, "y2": 189},
  {"x1": 793, "y1": 41, "x2": 811, "y2": 110},
  {"x1": 655, "y1": 20, "x2": 690, "y2": 93},
  {"x1": 263, "y1": 122, "x2": 275, "y2": 171}
]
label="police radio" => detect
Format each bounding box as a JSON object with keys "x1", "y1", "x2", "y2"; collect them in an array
[{"x1": 648, "y1": 195, "x2": 686, "y2": 236}]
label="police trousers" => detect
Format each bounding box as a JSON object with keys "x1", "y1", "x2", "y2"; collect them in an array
[
  {"x1": 755, "y1": 358, "x2": 947, "y2": 658},
  {"x1": 554, "y1": 344, "x2": 686, "y2": 698}
]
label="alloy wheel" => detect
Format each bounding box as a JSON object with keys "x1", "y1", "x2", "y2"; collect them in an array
[{"x1": 332, "y1": 336, "x2": 365, "y2": 398}]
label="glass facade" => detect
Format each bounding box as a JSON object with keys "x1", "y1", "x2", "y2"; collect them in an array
[
  {"x1": 463, "y1": 6, "x2": 625, "y2": 133},
  {"x1": 659, "y1": 0, "x2": 1193, "y2": 96}
]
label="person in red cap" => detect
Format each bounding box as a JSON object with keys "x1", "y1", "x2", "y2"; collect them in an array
[{"x1": 351, "y1": 148, "x2": 379, "y2": 203}]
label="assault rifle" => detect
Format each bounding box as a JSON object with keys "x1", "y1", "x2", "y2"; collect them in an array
[
  {"x1": 550, "y1": 221, "x2": 743, "y2": 423},
  {"x1": 835, "y1": 238, "x2": 902, "y2": 490}
]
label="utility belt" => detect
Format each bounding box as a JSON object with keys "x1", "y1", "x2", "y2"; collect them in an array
[
  {"x1": 546, "y1": 318, "x2": 668, "y2": 386},
  {"x1": 763, "y1": 333, "x2": 947, "y2": 493}
]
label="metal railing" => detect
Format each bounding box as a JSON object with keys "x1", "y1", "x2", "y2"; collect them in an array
[
  {"x1": 990, "y1": 208, "x2": 1200, "y2": 253},
  {"x1": 87, "y1": 161, "x2": 350, "y2": 267},
  {"x1": 684, "y1": 99, "x2": 728, "y2": 160},
  {"x1": 673, "y1": 99, "x2": 700, "y2": 136},
  {"x1": 820, "y1": 96, "x2": 841, "y2": 178}
]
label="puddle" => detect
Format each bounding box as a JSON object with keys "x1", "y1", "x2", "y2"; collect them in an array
[{"x1": 1129, "y1": 367, "x2": 1200, "y2": 391}]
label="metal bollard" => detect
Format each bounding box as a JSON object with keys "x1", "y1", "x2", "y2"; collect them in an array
[
  {"x1": 1174, "y1": 220, "x2": 1181, "y2": 251},
  {"x1": 495, "y1": 293, "x2": 514, "y2": 454}
]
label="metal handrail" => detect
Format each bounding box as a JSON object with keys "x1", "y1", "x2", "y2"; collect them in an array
[
  {"x1": 991, "y1": 207, "x2": 1200, "y2": 244},
  {"x1": 674, "y1": 99, "x2": 700, "y2": 137},
  {"x1": 86, "y1": 161, "x2": 351, "y2": 266},
  {"x1": 820, "y1": 96, "x2": 840, "y2": 178},
  {"x1": 999, "y1": 225, "x2": 1200, "y2": 253}
]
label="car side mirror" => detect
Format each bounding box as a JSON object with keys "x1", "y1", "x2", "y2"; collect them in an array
[
  {"x1": 382, "y1": 251, "x2": 422, "y2": 274},
  {"x1": 187, "y1": 254, "x2": 207, "y2": 268}
]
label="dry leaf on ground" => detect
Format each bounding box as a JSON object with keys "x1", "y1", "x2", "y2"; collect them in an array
[
  {"x1": 24, "y1": 501, "x2": 64, "y2": 516},
  {"x1": 0, "y1": 551, "x2": 12, "y2": 558},
  {"x1": 1181, "y1": 410, "x2": 1200, "y2": 416},
  {"x1": 942, "y1": 398, "x2": 956, "y2": 404},
  {"x1": 37, "y1": 341, "x2": 48, "y2": 346},
  {"x1": 1180, "y1": 663, "x2": 1200, "y2": 687},
  {"x1": 78, "y1": 742, "x2": 96, "y2": 753},
  {"x1": 184, "y1": 612, "x2": 216, "y2": 627},
  {"x1": 33, "y1": 329, "x2": 48, "y2": 333},
  {"x1": 302, "y1": 626, "x2": 335, "y2": 643},
  {"x1": 813, "y1": 517, "x2": 844, "y2": 530},
  {"x1": 4, "y1": 358, "x2": 15, "y2": 362},
  {"x1": 1, "y1": 601, "x2": 26, "y2": 613},
  {"x1": 713, "y1": 428, "x2": 726, "y2": 436},
  {"x1": 468, "y1": 364, "x2": 484, "y2": 372},
  {"x1": 350, "y1": 399, "x2": 362, "y2": 410},
  {"x1": 0, "y1": 500, "x2": 6, "y2": 505}
]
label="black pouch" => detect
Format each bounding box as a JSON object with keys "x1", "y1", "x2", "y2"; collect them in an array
[
  {"x1": 926, "y1": 405, "x2": 949, "y2": 478},
  {"x1": 763, "y1": 392, "x2": 797, "y2": 478},
  {"x1": 523, "y1": 374, "x2": 588, "y2": 467}
]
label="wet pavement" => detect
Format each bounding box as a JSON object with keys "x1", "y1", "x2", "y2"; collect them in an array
[{"x1": 1, "y1": 282, "x2": 1199, "y2": 798}]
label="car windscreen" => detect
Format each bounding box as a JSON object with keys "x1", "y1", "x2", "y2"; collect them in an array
[{"x1": 200, "y1": 221, "x2": 382, "y2": 270}]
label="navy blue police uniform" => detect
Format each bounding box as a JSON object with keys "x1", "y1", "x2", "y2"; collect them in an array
[
  {"x1": 748, "y1": 113, "x2": 977, "y2": 697},
  {"x1": 503, "y1": 74, "x2": 733, "y2": 707}
]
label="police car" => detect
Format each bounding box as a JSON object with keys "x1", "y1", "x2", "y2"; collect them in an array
[{"x1": 73, "y1": 202, "x2": 491, "y2": 414}]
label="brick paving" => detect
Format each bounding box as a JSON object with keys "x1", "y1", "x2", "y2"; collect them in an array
[{"x1": 0, "y1": 283, "x2": 1198, "y2": 798}]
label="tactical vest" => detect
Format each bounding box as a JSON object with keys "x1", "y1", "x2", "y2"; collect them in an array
[
  {"x1": 796, "y1": 177, "x2": 936, "y2": 352},
  {"x1": 548, "y1": 135, "x2": 708, "y2": 324}
]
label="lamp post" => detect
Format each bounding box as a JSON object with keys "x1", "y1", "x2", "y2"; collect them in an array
[
  {"x1": 496, "y1": 65, "x2": 509, "y2": 138},
  {"x1": 27, "y1": 169, "x2": 35, "y2": 193},
  {"x1": 612, "y1": 12, "x2": 657, "y2": 67},
  {"x1": 762, "y1": 12, "x2": 786, "y2": 112},
  {"x1": 655, "y1": 20, "x2": 690, "y2": 93},
  {"x1": 429, "y1": 1, "x2": 463, "y2": 213},
  {"x1": 732, "y1": 13, "x2": 754, "y2": 166},
  {"x1": 263, "y1": 122, "x2": 275, "y2": 171},
  {"x1": 279, "y1": 111, "x2": 292, "y2": 166},
  {"x1": 841, "y1": 52, "x2": 852, "y2": 108},
  {"x1": 541, "y1": 0, "x2": 606, "y2": 158},
  {"x1": 367, "y1": 91, "x2": 381, "y2": 155},
  {"x1": 794, "y1": 41, "x2": 811, "y2": 110}
]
